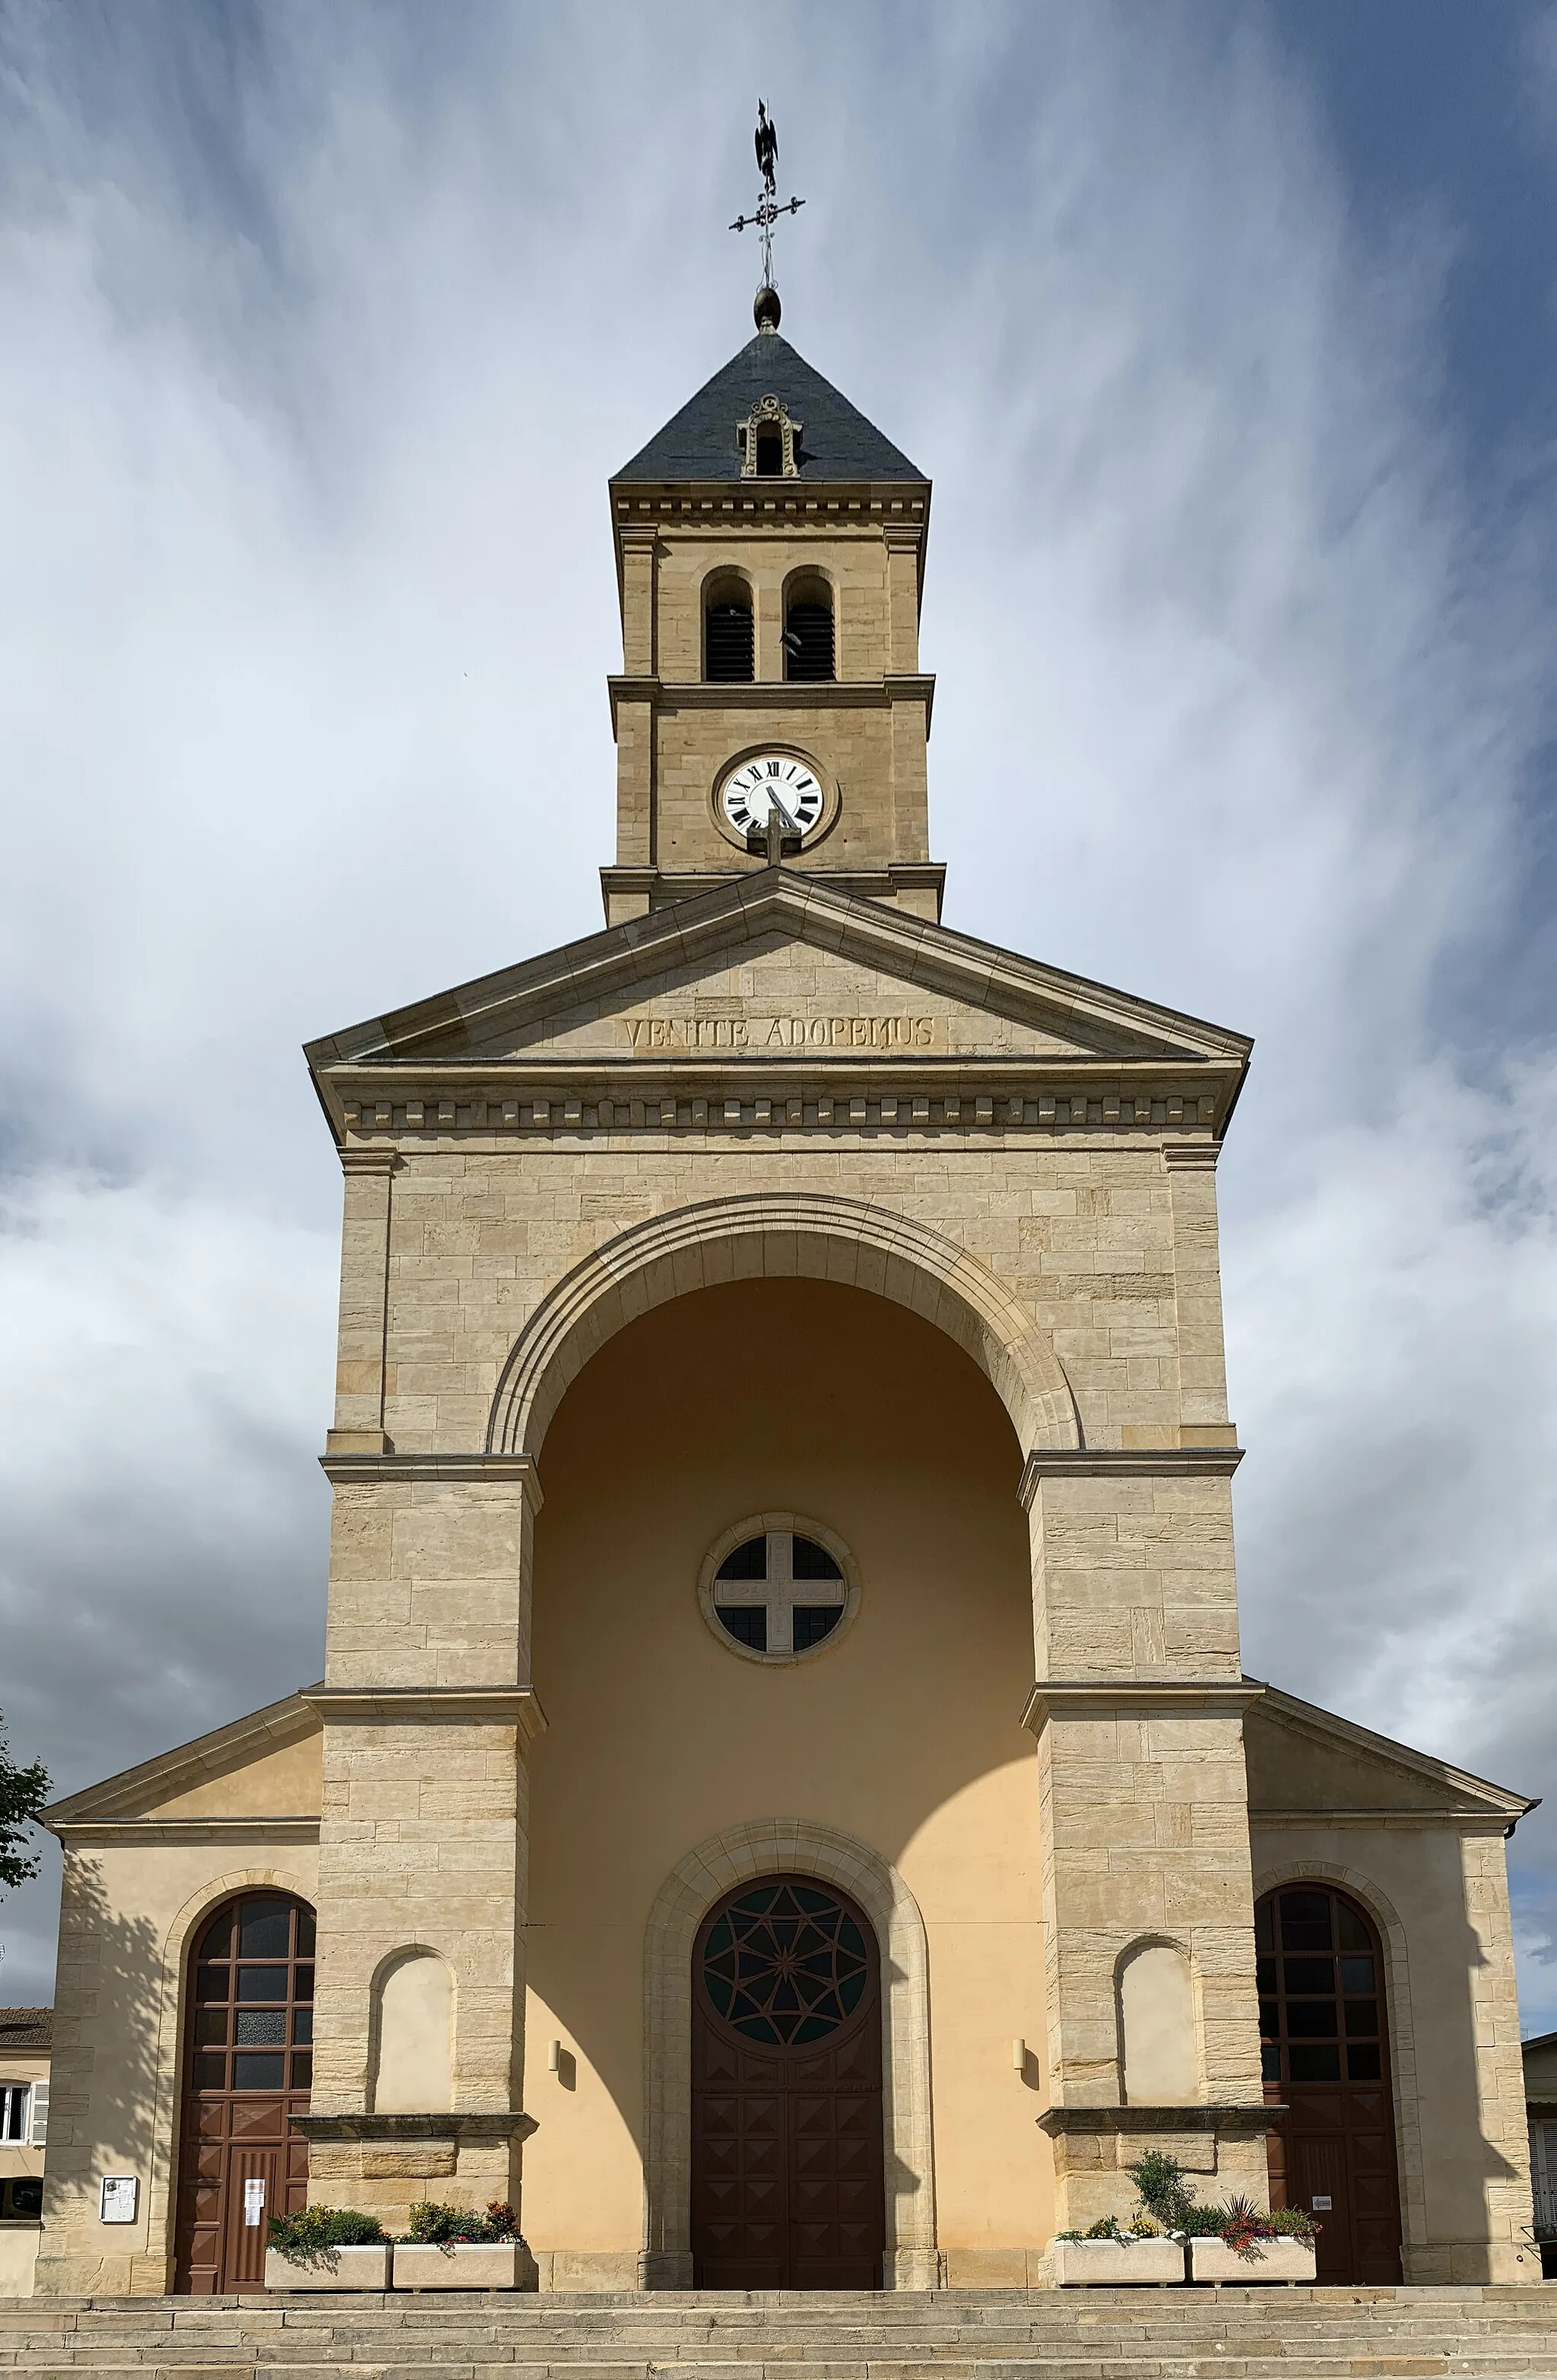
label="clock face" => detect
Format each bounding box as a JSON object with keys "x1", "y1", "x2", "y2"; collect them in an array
[{"x1": 720, "y1": 753, "x2": 826, "y2": 843}]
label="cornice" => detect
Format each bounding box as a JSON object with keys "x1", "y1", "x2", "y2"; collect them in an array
[
  {"x1": 610, "y1": 481, "x2": 929, "y2": 528},
  {"x1": 600, "y1": 863, "x2": 947, "y2": 924},
  {"x1": 1248, "y1": 1807, "x2": 1516, "y2": 1833},
  {"x1": 319, "y1": 1450, "x2": 543, "y2": 1513},
  {"x1": 290, "y1": 2111, "x2": 537, "y2": 2144},
  {"x1": 1038, "y1": 2104, "x2": 1280, "y2": 2137},
  {"x1": 321, "y1": 1064, "x2": 1236, "y2": 1150},
  {"x1": 607, "y1": 673, "x2": 934, "y2": 737},
  {"x1": 1018, "y1": 1445, "x2": 1242, "y2": 1506},
  {"x1": 1023, "y1": 1679, "x2": 1262, "y2": 1735},
  {"x1": 52, "y1": 1816, "x2": 319, "y2": 1847},
  {"x1": 302, "y1": 1685, "x2": 548, "y2": 1741}
]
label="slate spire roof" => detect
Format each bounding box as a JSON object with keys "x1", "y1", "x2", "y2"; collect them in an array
[{"x1": 614, "y1": 328, "x2": 923, "y2": 484}]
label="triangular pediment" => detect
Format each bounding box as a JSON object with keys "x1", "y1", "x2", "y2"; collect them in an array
[
  {"x1": 42, "y1": 1691, "x2": 322, "y2": 1832},
  {"x1": 1245, "y1": 1680, "x2": 1533, "y2": 1823},
  {"x1": 306, "y1": 873, "x2": 1251, "y2": 1081}
]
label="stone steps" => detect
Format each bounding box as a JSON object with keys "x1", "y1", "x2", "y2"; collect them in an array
[{"x1": 0, "y1": 2291, "x2": 1554, "y2": 2380}]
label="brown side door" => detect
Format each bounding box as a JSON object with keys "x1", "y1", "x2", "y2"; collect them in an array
[
  {"x1": 173, "y1": 1893, "x2": 315, "y2": 2293},
  {"x1": 1258, "y1": 1883, "x2": 1403, "y2": 2283},
  {"x1": 692, "y1": 1876, "x2": 885, "y2": 2289}
]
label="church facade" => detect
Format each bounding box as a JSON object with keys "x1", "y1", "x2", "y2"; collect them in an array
[{"x1": 33, "y1": 302, "x2": 1538, "y2": 2298}]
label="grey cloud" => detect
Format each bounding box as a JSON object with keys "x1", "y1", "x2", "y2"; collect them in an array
[{"x1": 0, "y1": 3, "x2": 1553, "y2": 2026}]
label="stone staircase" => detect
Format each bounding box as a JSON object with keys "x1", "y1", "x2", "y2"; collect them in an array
[{"x1": 2, "y1": 2287, "x2": 1556, "y2": 2380}]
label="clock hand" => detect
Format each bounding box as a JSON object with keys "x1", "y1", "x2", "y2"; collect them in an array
[{"x1": 765, "y1": 789, "x2": 799, "y2": 833}]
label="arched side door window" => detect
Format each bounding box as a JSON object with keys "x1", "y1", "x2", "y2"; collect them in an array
[
  {"x1": 1256, "y1": 1883, "x2": 1402, "y2": 2285},
  {"x1": 173, "y1": 1891, "x2": 315, "y2": 2296}
]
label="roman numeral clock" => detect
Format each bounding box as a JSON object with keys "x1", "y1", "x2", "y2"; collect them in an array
[{"x1": 718, "y1": 751, "x2": 827, "y2": 850}]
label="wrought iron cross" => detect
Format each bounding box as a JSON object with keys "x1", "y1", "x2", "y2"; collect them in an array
[{"x1": 730, "y1": 100, "x2": 805, "y2": 294}]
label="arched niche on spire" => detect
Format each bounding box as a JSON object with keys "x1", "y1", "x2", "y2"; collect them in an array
[{"x1": 484, "y1": 1190, "x2": 1080, "y2": 1464}]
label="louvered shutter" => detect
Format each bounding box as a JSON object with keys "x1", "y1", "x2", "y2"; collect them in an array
[{"x1": 28, "y1": 2080, "x2": 48, "y2": 2147}]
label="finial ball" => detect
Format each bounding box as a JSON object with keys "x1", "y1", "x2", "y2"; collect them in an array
[{"x1": 753, "y1": 285, "x2": 782, "y2": 332}]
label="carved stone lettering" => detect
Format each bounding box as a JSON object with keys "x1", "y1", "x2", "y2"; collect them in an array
[{"x1": 622, "y1": 1014, "x2": 938, "y2": 1053}]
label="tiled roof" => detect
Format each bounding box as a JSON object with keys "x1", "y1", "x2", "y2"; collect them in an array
[
  {"x1": 0, "y1": 2007, "x2": 52, "y2": 2051},
  {"x1": 614, "y1": 330, "x2": 922, "y2": 484}
]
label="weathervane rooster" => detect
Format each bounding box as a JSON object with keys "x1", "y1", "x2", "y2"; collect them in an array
[{"x1": 731, "y1": 99, "x2": 805, "y2": 318}]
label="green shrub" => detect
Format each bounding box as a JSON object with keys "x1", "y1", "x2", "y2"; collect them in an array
[
  {"x1": 1126, "y1": 2150, "x2": 1195, "y2": 2233},
  {"x1": 1083, "y1": 2214, "x2": 1123, "y2": 2240},
  {"x1": 266, "y1": 2204, "x2": 387, "y2": 2265},
  {"x1": 404, "y1": 2198, "x2": 524, "y2": 2247},
  {"x1": 1178, "y1": 2196, "x2": 1319, "y2": 2258}
]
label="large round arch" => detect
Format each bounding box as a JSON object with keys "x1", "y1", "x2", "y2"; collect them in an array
[{"x1": 486, "y1": 1191, "x2": 1080, "y2": 1464}]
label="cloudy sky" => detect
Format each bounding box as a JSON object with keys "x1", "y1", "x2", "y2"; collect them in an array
[{"x1": 2, "y1": 1, "x2": 1556, "y2": 2033}]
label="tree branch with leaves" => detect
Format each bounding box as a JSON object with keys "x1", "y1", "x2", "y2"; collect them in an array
[{"x1": 0, "y1": 1713, "x2": 49, "y2": 1893}]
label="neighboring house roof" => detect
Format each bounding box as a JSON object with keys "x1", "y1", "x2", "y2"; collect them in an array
[
  {"x1": 614, "y1": 331, "x2": 923, "y2": 484},
  {"x1": 0, "y1": 2008, "x2": 52, "y2": 2052}
]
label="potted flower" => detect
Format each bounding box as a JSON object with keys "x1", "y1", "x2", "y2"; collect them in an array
[
  {"x1": 1050, "y1": 2213, "x2": 1184, "y2": 2286},
  {"x1": 1186, "y1": 2194, "x2": 1319, "y2": 2283},
  {"x1": 264, "y1": 2204, "x2": 391, "y2": 2291},
  {"x1": 392, "y1": 2200, "x2": 535, "y2": 2291}
]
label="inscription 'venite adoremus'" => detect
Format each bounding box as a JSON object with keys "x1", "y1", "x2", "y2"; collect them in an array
[{"x1": 625, "y1": 1014, "x2": 940, "y2": 1052}]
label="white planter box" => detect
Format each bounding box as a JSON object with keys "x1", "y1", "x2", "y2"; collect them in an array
[
  {"x1": 1190, "y1": 2236, "x2": 1317, "y2": 2285},
  {"x1": 264, "y1": 2243, "x2": 391, "y2": 2291},
  {"x1": 392, "y1": 2240, "x2": 531, "y2": 2290},
  {"x1": 1052, "y1": 2237, "x2": 1184, "y2": 2286}
]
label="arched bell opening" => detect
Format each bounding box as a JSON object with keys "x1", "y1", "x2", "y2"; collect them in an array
[
  {"x1": 703, "y1": 568, "x2": 755, "y2": 683},
  {"x1": 782, "y1": 570, "x2": 835, "y2": 682}
]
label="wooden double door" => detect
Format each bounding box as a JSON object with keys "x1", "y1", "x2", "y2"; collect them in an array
[
  {"x1": 691, "y1": 1876, "x2": 886, "y2": 2289},
  {"x1": 1259, "y1": 1884, "x2": 1403, "y2": 2283},
  {"x1": 173, "y1": 1893, "x2": 315, "y2": 2293}
]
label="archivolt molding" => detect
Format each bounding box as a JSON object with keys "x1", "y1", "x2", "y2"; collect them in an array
[
  {"x1": 1252, "y1": 1857, "x2": 1427, "y2": 2261},
  {"x1": 641, "y1": 1817, "x2": 936, "y2": 2287},
  {"x1": 486, "y1": 1190, "x2": 1079, "y2": 1461}
]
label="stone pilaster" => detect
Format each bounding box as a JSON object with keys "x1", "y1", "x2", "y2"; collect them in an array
[
  {"x1": 1165, "y1": 1142, "x2": 1237, "y2": 1445},
  {"x1": 305, "y1": 1452, "x2": 545, "y2": 2232},
  {"x1": 883, "y1": 523, "x2": 921, "y2": 672},
  {"x1": 1021, "y1": 1445, "x2": 1268, "y2": 2232},
  {"x1": 326, "y1": 1150, "x2": 395, "y2": 1457}
]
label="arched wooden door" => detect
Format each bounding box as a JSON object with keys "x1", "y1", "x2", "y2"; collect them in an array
[
  {"x1": 1257, "y1": 1883, "x2": 1403, "y2": 2283},
  {"x1": 691, "y1": 1876, "x2": 885, "y2": 2288},
  {"x1": 173, "y1": 1892, "x2": 315, "y2": 2293}
]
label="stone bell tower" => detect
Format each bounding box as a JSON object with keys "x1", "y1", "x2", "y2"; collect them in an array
[{"x1": 601, "y1": 287, "x2": 943, "y2": 925}]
